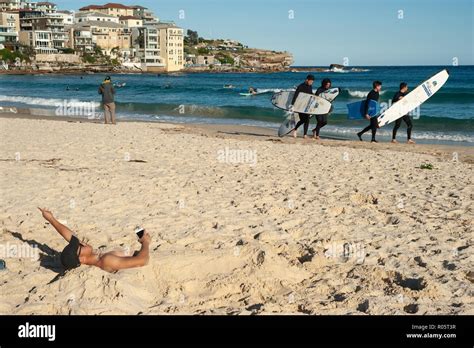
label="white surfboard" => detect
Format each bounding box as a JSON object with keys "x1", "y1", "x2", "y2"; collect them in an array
[
  {"x1": 278, "y1": 112, "x2": 299, "y2": 137},
  {"x1": 377, "y1": 69, "x2": 449, "y2": 127},
  {"x1": 272, "y1": 91, "x2": 332, "y2": 115},
  {"x1": 317, "y1": 87, "x2": 341, "y2": 102}
]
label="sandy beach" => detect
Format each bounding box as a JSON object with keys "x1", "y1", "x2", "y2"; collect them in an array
[{"x1": 0, "y1": 114, "x2": 472, "y2": 315}]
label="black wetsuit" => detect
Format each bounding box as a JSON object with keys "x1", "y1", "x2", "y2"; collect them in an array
[
  {"x1": 391, "y1": 91, "x2": 412, "y2": 140},
  {"x1": 291, "y1": 82, "x2": 313, "y2": 136},
  {"x1": 313, "y1": 87, "x2": 329, "y2": 136},
  {"x1": 358, "y1": 89, "x2": 380, "y2": 141}
]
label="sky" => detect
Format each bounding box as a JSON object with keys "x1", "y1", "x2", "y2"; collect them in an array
[{"x1": 54, "y1": 0, "x2": 473, "y2": 66}]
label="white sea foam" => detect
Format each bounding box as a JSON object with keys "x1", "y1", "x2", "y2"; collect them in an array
[
  {"x1": 347, "y1": 90, "x2": 386, "y2": 98},
  {"x1": 0, "y1": 95, "x2": 100, "y2": 108},
  {"x1": 322, "y1": 125, "x2": 474, "y2": 143},
  {"x1": 255, "y1": 88, "x2": 294, "y2": 94}
]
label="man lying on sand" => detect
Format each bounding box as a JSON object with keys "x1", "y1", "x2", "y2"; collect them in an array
[{"x1": 38, "y1": 208, "x2": 150, "y2": 273}]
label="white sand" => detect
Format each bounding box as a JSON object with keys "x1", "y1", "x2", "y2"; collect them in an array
[{"x1": 0, "y1": 117, "x2": 472, "y2": 315}]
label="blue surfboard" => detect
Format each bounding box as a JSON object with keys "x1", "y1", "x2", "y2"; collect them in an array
[{"x1": 347, "y1": 100, "x2": 380, "y2": 119}]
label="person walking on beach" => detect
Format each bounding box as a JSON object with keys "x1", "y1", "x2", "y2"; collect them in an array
[
  {"x1": 357, "y1": 81, "x2": 382, "y2": 143},
  {"x1": 312, "y1": 78, "x2": 332, "y2": 139},
  {"x1": 38, "y1": 208, "x2": 150, "y2": 273},
  {"x1": 98, "y1": 76, "x2": 116, "y2": 125},
  {"x1": 391, "y1": 82, "x2": 415, "y2": 144},
  {"x1": 291, "y1": 74, "x2": 315, "y2": 138}
]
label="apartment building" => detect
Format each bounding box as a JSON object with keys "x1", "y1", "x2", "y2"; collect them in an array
[
  {"x1": 130, "y1": 5, "x2": 156, "y2": 21},
  {"x1": 19, "y1": 10, "x2": 66, "y2": 49},
  {"x1": 131, "y1": 24, "x2": 163, "y2": 70},
  {"x1": 35, "y1": 1, "x2": 56, "y2": 14},
  {"x1": 156, "y1": 22, "x2": 183, "y2": 72},
  {"x1": 0, "y1": 0, "x2": 45, "y2": 11},
  {"x1": 119, "y1": 15, "x2": 142, "y2": 28},
  {"x1": 56, "y1": 10, "x2": 74, "y2": 25},
  {"x1": 70, "y1": 20, "x2": 130, "y2": 55},
  {"x1": 75, "y1": 11, "x2": 119, "y2": 24},
  {"x1": 4, "y1": 1, "x2": 185, "y2": 71},
  {"x1": 0, "y1": 12, "x2": 18, "y2": 44},
  {"x1": 18, "y1": 29, "x2": 56, "y2": 53},
  {"x1": 79, "y1": 3, "x2": 134, "y2": 17},
  {"x1": 65, "y1": 24, "x2": 93, "y2": 52},
  {"x1": 0, "y1": 0, "x2": 20, "y2": 11}
]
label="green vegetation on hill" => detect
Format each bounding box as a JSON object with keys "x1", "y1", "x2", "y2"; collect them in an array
[
  {"x1": 81, "y1": 46, "x2": 119, "y2": 66},
  {"x1": 215, "y1": 52, "x2": 234, "y2": 65},
  {"x1": 0, "y1": 48, "x2": 30, "y2": 63}
]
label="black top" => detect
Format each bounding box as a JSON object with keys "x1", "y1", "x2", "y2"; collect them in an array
[
  {"x1": 60, "y1": 235, "x2": 81, "y2": 270},
  {"x1": 291, "y1": 82, "x2": 313, "y2": 105},
  {"x1": 98, "y1": 82, "x2": 115, "y2": 104},
  {"x1": 315, "y1": 87, "x2": 328, "y2": 96},
  {"x1": 364, "y1": 89, "x2": 380, "y2": 114},
  {"x1": 392, "y1": 91, "x2": 407, "y2": 104}
]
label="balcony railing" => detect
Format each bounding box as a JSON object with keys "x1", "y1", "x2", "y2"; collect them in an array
[
  {"x1": 75, "y1": 34, "x2": 92, "y2": 39},
  {"x1": 0, "y1": 32, "x2": 18, "y2": 37},
  {"x1": 47, "y1": 22, "x2": 65, "y2": 27}
]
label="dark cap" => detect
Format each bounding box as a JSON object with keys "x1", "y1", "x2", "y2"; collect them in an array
[
  {"x1": 306, "y1": 74, "x2": 315, "y2": 81},
  {"x1": 104, "y1": 76, "x2": 111, "y2": 81},
  {"x1": 60, "y1": 235, "x2": 81, "y2": 270}
]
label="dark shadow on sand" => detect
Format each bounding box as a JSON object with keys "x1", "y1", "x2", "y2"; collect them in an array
[
  {"x1": 8, "y1": 230, "x2": 67, "y2": 284},
  {"x1": 217, "y1": 130, "x2": 349, "y2": 141},
  {"x1": 217, "y1": 131, "x2": 272, "y2": 137}
]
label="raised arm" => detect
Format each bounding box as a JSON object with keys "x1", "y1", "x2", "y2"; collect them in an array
[{"x1": 38, "y1": 207, "x2": 74, "y2": 242}]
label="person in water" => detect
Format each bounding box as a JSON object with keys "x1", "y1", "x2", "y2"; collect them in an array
[
  {"x1": 98, "y1": 76, "x2": 116, "y2": 125},
  {"x1": 248, "y1": 87, "x2": 257, "y2": 95},
  {"x1": 357, "y1": 81, "x2": 382, "y2": 143},
  {"x1": 391, "y1": 82, "x2": 415, "y2": 144},
  {"x1": 291, "y1": 74, "x2": 315, "y2": 138},
  {"x1": 312, "y1": 78, "x2": 332, "y2": 139},
  {"x1": 38, "y1": 208, "x2": 150, "y2": 273}
]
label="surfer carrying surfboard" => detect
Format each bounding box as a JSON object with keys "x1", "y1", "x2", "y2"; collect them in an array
[
  {"x1": 391, "y1": 83, "x2": 415, "y2": 144},
  {"x1": 290, "y1": 74, "x2": 315, "y2": 138},
  {"x1": 357, "y1": 81, "x2": 382, "y2": 143},
  {"x1": 312, "y1": 78, "x2": 332, "y2": 139}
]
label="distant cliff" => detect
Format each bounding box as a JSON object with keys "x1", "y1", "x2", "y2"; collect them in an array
[{"x1": 183, "y1": 35, "x2": 293, "y2": 72}]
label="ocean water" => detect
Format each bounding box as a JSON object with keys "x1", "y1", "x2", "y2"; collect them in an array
[{"x1": 0, "y1": 65, "x2": 473, "y2": 145}]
